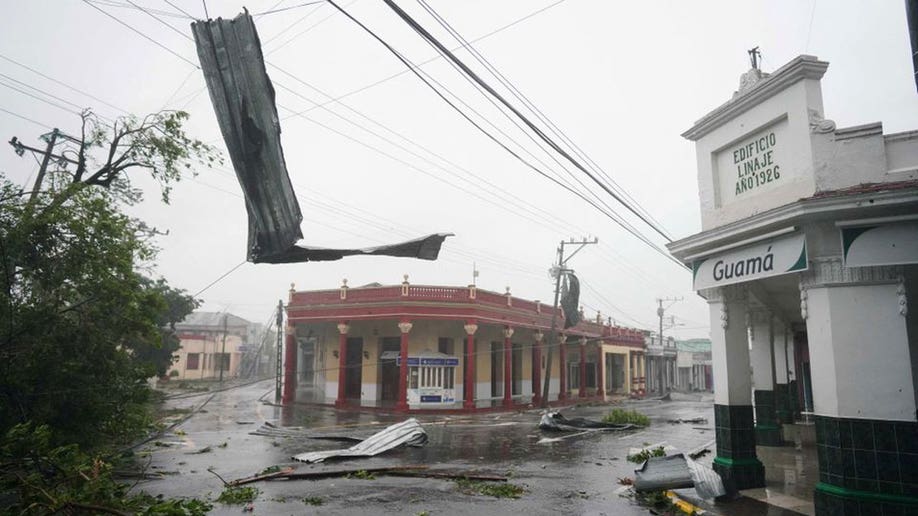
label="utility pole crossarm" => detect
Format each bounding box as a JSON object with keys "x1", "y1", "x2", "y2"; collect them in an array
[{"x1": 540, "y1": 236, "x2": 598, "y2": 407}]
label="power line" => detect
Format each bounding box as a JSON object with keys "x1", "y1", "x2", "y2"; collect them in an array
[
  {"x1": 0, "y1": 106, "x2": 54, "y2": 130},
  {"x1": 85, "y1": 0, "x2": 192, "y2": 19},
  {"x1": 379, "y1": 0, "x2": 673, "y2": 245},
  {"x1": 81, "y1": 0, "x2": 199, "y2": 68},
  {"x1": 0, "y1": 80, "x2": 83, "y2": 116},
  {"x1": 161, "y1": 0, "x2": 196, "y2": 19},
  {"x1": 0, "y1": 52, "x2": 128, "y2": 114},
  {"x1": 264, "y1": 0, "x2": 356, "y2": 56},
  {"x1": 254, "y1": 1, "x2": 327, "y2": 17},
  {"x1": 90, "y1": 2, "x2": 684, "y2": 287},
  {"x1": 261, "y1": 2, "x2": 327, "y2": 46},
  {"x1": 192, "y1": 260, "x2": 246, "y2": 297},
  {"x1": 325, "y1": 0, "x2": 684, "y2": 269},
  {"x1": 280, "y1": 0, "x2": 567, "y2": 120},
  {"x1": 415, "y1": 0, "x2": 671, "y2": 240},
  {"x1": 125, "y1": 0, "x2": 194, "y2": 41}
]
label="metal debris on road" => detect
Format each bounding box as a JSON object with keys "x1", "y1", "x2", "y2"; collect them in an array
[
  {"x1": 538, "y1": 411, "x2": 636, "y2": 432},
  {"x1": 666, "y1": 417, "x2": 708, "y2": 424},
  {"x1": 292, "y1": 418, "x2": 428, "y2": 463},
  {"x1": 632, "y1": 453, "x2": 725, "y2": 499}
]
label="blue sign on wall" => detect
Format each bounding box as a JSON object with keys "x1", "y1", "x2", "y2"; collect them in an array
[
  {"x1": 397, "y1": 357, "x2": 460, "y2": 366},
  {"x1": 420, "y1": 395, "x2": 442, "y2": 403}
]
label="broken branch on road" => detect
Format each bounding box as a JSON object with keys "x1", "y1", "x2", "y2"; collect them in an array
[{"x1": 228, "y1": 465, "x2": 509, "y2": 486}]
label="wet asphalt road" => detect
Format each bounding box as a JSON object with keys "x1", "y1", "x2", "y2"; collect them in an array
[{"x1": 140, "y1": 380, "x2": 719, "y2": 515}]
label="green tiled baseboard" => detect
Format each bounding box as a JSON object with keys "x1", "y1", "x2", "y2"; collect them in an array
[
  {"x1": 814, "y1": 482, "x2": 918, "y2": 514},
  {"x1": 814, "y1": 415, "x2": 918, "y2": 515},
  {"x1": 714, "y1": 404, "x2": 765, "y2": 492}
]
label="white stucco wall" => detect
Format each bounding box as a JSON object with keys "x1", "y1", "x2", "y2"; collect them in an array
[
  {"x1": 694, "y1": 78, "x2": 821, "y2": 230},
  {"x1": 806, "y1": 283, "x2": 916, "y2": 421}
]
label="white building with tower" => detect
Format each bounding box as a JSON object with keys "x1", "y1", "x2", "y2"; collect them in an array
[{"x1": 668, "y1": 54, "x2": 918, "y2": 514}]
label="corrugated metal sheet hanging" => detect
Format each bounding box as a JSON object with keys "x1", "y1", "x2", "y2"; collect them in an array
[{"x1": 191, "y1": 12, "x2": 450, "y2": 264}]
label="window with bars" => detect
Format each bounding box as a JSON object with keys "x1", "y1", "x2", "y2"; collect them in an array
[{"x1": 411, "y1": 365, "x2": 454, "y2": 390}]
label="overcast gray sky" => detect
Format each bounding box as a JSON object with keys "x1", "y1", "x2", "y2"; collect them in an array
[{"x1": 1, "y1": 0, "x2": 916, "y2": 338}]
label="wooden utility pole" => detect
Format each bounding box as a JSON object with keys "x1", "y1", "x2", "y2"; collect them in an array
[
  {"x1": 274, "y1": 300, "x2": 283, "y2": 403},
  {"x1": 655, "y1": 297, "x2": 682, "y2": 395},
  {"x1": 540, "y1": 237, "x2": 598, "y2": 408},
  {"x1": 9, "y1": 129, "x2": 83, "y2": 202},
  {"x1": 219, "y1": 313, "x2": 228, "y2": 382},
  {"x1": 29, "y1": 129, "x2": 59, "y2": 202}
]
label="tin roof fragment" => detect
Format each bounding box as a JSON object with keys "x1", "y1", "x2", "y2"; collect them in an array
[{"x1": 191, "y1": 12, "x2": 450, "y2": 264}]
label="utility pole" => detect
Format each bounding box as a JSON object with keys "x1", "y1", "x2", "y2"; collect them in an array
[
  {"x1": 219, "y1": 313, "x2": 228, "y2": 382},
  {"x1": 9, "y1": 129, "x2": 85, "y2": 202},
  {"x1": 29, "y1": 129, "x2": 59, "y2": 203},
  {"x1": 274, "y1": 299, "x2": 284, "y2": 403},
  {"x1": 540, "y1": 237, "x2": 598, "y2": 408},
  {"x1": 655, "y1": 297, "x2": 682, "y2": 396}
]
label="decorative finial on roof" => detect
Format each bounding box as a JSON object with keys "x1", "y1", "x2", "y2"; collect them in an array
[{"x1": 736, "y1": 46, "x2": 769, "y2": 96}]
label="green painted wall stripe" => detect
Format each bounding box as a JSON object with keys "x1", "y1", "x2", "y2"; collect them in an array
[{"x1": 816, "y1": 482, "x2": 918, "y2": 506}]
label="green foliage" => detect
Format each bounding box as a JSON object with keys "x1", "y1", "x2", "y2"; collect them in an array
[
  {"x1": 0, "y1": 423, "x2": 212, "y2": 515},
  {"x1": 0, "y1": 181, "x2": 162, "y2": 445},
  {"x1": 129, "y1": 277, "x2": 200, "y2": 378},
  {"x1": 303, "y1": 496, "x2": 324, "y2": 506},
  {"x1": 216, "y1": 486, "x2": 259, "y2": 505},
  {"x1": 346, "y1": 469, "x2": 376, "y2": 480},
  {"x1": 627, "y1": 446, "x2": 667, "y2": 464},
  {"x1": 0, "y1": 109, "x2": 216, "y2": 512},
  {"x1": 259, "y1": 465, "x2": 281, "y2": 475},
  {"x1": 634, "y1": 490, "x2": 675, "y2": 512},
  {"x1": 0, "y1": 110, "x2": 210, "y2": 446},
  {"x1": 602, "y1": 408, "x2": 651, "y2": 427},
  {"x1": 455, "y1": 479, "x2": 525, "y2": 499}
]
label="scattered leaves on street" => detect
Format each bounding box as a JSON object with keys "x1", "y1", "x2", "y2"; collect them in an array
[
  {"x1": 217, "y1": 486, "x2": 260, "y2": 505},
  {"x1": 455, "y1": 478, "x2": 524, "y2": 499},
  {"x1": 303, "y1": 496, "x2": 324, "y2": 506}
]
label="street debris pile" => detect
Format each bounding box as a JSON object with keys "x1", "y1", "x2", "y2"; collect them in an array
[
  {"x1": 191, "y1": 12, "x2": 451, "y2": 264},
  {"x1": 538, "y1": 411, "x2": 637, "y2": 432},
  {"x1": 616, "y1": 441, "x2": 724, "y2": 514},
  {"x1": 292, "y1": 418, "x2": 428, "y2": 463}
]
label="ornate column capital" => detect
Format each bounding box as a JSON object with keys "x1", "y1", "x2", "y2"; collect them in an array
[
  {"x1": 336, "y1": 323, "x2": 349, "y2": 335},
  {"x1": 463, "y1": 323, "x2": 478, "y2": 336},
  {"x1": 532, "y1": 330, "x2": 544, "y2": 342},
  {"x1": 558, "y1": 333, "x2": 568, "y2": 344},
  {"x1": 398, "y1": 321, "x2": 413, "y2": 334},
  {"x1": 503, "y1": 326, "x2": 514, "y2": 339}
]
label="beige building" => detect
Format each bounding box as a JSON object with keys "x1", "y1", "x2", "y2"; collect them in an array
[{"x1": 168, "y1": 312, "x2": 251, "y2": 380}]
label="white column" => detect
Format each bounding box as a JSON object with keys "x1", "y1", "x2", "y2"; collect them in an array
[
  {"x1": 749, "y1": 311, "x2": 773, "y2": 392},
  {"x1": 802, "y1": 260, "x2": 916, "y2": 421},
  {"x1": 709, "y1": 286, "x2": 752, "y2": 406}
]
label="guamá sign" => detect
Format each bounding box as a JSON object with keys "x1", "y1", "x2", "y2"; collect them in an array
[{"x1": 692, "y1": 232, "x2": 808, "y2": 290}]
